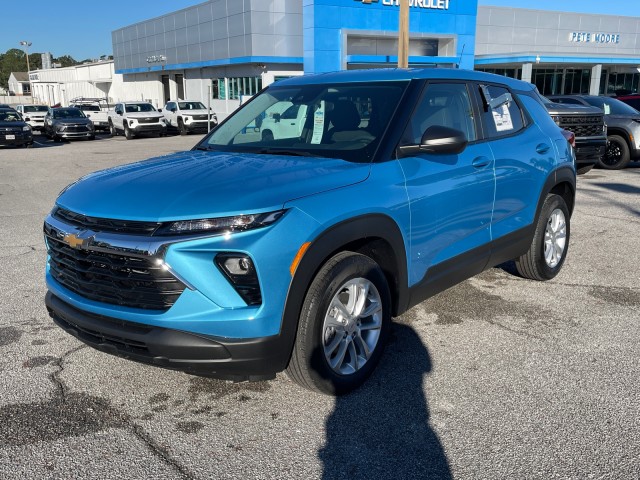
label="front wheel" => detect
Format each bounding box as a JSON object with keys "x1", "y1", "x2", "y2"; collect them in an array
[
  {"x1": 286, "y1": 252, "x2": 391, "y2": 395},
  {"x1": 178, "y1": 119, "x2": 187, "y2": 136},
  {"x1": 600, "y1": 135, "x2": 631, "y2": 170},
  {"x1": 109, "y1": 120, "x2": 117, "y2": 137},
  {"x1": 124, "y1": 123, "x2": 133, "y2": 140},
  {"x1": 515, "y1": 194, "x2": 570, "y2": 281}
]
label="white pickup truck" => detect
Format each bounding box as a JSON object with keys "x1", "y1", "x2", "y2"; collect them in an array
[
  {"x1": 69, "y1": 98, "x2": 110, "y2": 131},
  {"x1": 14, "y1": 104, "x2": 49, "y2": 132},
  {"x1": 161, "y1": 100, "x2": 217, "y2": 135},
  {"x1": 108, "y1": 101, "x2": 167, "y2": 139}
]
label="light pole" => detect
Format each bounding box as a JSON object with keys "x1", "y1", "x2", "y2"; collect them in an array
[{"x1": 19, "y1": 41, "x2": 32, "y2": 96}]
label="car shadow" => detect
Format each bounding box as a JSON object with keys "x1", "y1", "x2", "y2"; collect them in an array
[{"x1": 319, "y1": 323, "x2": 452, "y2": 480}]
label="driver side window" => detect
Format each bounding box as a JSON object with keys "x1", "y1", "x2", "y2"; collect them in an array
[{"x1": 401, "y1": 83, "x2": 476, "y2": 146}]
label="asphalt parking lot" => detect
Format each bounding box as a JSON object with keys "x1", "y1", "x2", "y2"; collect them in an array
[{"x1": 1, "y1": 132, "x2": 639, "y2": 479}]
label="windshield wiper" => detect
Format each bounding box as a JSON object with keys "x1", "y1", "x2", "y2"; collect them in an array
[{"x1": 257, "y1": 148, "x2": 317, "y2": 157}]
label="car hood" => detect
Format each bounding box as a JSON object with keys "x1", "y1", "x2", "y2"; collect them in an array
[
  {"x1": 0, "y1": 121, "x2": 27, "y2": 128},
  {"x1": 57, "y1": 150, "x2": 370, "y2": 221},
  {"x1": 605, "y1": 113, "x2": 640, "y2": 123},
  {"x1": 53, "y1": 118, "x2": 92, "y2": 125},
  {"x1": 544, "y1": 102, "x2": 602, "y2": 115},
  {"x1": 125, "y1": 112, "x2": 163, "y2": 119}
]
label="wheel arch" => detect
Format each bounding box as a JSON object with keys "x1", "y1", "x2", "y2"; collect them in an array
[
  {"x1": 606, "y1": 128, "x2": 632, "y2": 149},
  {"x1": 277, "y1": 214, "x2": 409, "y2": 368}
]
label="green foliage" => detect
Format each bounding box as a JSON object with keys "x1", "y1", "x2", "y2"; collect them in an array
[{"x1": 0, "y1": 48, "x2": 81, "y2": 89}]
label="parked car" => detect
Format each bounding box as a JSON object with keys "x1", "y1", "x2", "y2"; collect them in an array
[
  {"x1": 162, "y1": 100, "x2": 217, "y2": 134},
  {"x1": 0, "y1": 108, "x2": 33, "y2": 147},
  {"x1": 550, "y1": 94, "x2": 640, "y2": 169},
  {"x1": 614, "y1": 93, "x2": 640, "y2": 111},
  {"x1": 69, "y1": 98, "x2": 110, "y2": 131},
  {"x1": 14, "y1": 104, "x2": 48, "y2": 132},
  {"x1": 108, "y1": 101, "x2": 167, "y2": 139},
  {"x1": 44, "y1": 107, "x2": 95, "y2": 141},
  {"x1": 540, "y1": 97, "x2": 606, "y2": 174},
  {"x1": 43, "y1": 69, "x2": 575, "y2": 395}
]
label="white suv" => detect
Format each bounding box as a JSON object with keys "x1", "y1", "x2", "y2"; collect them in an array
[
  {"x1": 162, "y1": 100, "x2": 217, "y2": 135},
  {"x1": 15, "y1": 104, "x2": 49, "y2": 131}
]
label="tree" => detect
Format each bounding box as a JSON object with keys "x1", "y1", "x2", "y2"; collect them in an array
[{"x1": 0, "y1": 48, "x2": 81, "y2": 89}]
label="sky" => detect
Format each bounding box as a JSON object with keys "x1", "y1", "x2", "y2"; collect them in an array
[{"x1": 1, "y1": 0, "x2": 640, "y2": 61}]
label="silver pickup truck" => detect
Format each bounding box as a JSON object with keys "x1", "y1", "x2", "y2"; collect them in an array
[{"x1": 108, "y1": 101, "x2": 167, "y2": 140}]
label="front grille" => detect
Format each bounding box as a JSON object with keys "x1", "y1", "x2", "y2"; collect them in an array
[
  {"x1": 137, "y1": 117, "x2": 160, "y2": 124},
  {"x1": 53, "y1": 207, "x2": 161, "y2": 236},
  {"x1": 192, "y1": 115, "x2": 209, "y2": 120},
  {"x1": 557, "y1": 115, "x2": 604, "y2": 138},
  {"x1": 0, "y1": 127, "x2": 20, "y2": 133},
  {"x1": 63, "y1": 125, "x2": 90, "y2": 133},
  {"x1": 45, "y1": 233, "x2": 187, "y2": 310},
  {"x1": 137, "y1": 125, "x2": 163, "y2": 131}
]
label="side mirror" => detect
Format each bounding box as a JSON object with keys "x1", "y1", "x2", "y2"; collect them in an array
[
  {"x1": 171, "y1": 107, "x2": 177, "y2": 113},
  {"x1": 398, "y1": 126, "x2": 468, "y2": 157},
  {"x1": 158, "y1": 108, "x2": 162, "y2": 112},
  {"x1": 273, "y1": 113, "x2": 281, "y2": 123}
]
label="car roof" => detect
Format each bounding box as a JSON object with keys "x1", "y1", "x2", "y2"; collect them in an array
[{"x1": 275, "y1": 68, "x2": 536, "y2": 92}]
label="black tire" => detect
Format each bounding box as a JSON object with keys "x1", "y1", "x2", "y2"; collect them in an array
[
  {"x1": 600, "y1": 135, "x2": 631, "y2": 170},
  {"x1": 576, "y1": 164, "x2": 594, "y2": 175},
  {"x1": 124, "y1": 123, "x2": 133, "y2": 140},
  {"x1": 515, "y1": 194, "x2": 570, "y2": 281},
  {"x1": 178, "y1": 119, "x2": 187, "y2": 136},
  {"x1": 88, "y1": 134, "x2": 95, "y2": 141},
  {"x1": 109, "y1": 120, "x2": 117, "y2": 137},
  {"x1": 286, "y1": 252, "x2": 391, "y2": 395},
  {"x1": 262, "y1": 130, "x2": 274, "y2": 142}
]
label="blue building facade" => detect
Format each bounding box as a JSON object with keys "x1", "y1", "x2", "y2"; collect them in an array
[{"x1": 303, "y1": 0, "x2": 478, "y2": 73}]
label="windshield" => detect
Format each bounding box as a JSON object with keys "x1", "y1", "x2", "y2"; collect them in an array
[
  {"x1": 178, "y1": 101, "x2": 206, "y2": 110},
  {"x1": 197, "y1": 81, "x2": 408, "y2": 162},
  {"x1": 125, "y1": 103, "x2": 156, "y2": 113},
  {"x1": 53, "y1": 108, "x2": 86, "y2": 119},
  {"x1": 582, "y1": 97, "x2": 639, "y2": 115},
  {"x1": 0, "y1": 111, "x2": 22, "y2": 122},
  {"x1": 24, "y1": 105, "x2": 48, "y2": 113}
]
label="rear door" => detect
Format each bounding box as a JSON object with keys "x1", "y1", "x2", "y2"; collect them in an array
[{"x1": 473, "y1": 83, "x2": 555, "y2": 246}]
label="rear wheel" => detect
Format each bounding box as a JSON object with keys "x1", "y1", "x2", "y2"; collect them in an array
[
  {"x1": 109, "y1": 120, "x2": 117, "y2": 137},
  {"x1": 515, "y1": 194, "x2": 570, "y2": 281},
  {"x1": 600, "y1": 135, "x2": 631, "y2": 170},
  {"x1": 286, "y1": 252, "x2": 391, "y2": 395}
]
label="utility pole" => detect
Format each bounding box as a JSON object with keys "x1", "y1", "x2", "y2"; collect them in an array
[
  {"x1": 20, "y1": 41, "x2": 32, "y2": 95},
  {"x1": 398, "y1": 0, "x2": 409, "y2": 68}
]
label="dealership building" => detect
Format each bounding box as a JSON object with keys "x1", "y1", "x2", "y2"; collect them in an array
[{"x1": 27, "y1": 1, "x2": 640, "y2": 119}]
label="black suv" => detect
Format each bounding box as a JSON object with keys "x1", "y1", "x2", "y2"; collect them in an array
[
  {"x1": 550, "y1": 95, "x2": 640, "y2": 170},
  {"x1": 540, "y1": 97, "x2": 606, "y2": 174}
]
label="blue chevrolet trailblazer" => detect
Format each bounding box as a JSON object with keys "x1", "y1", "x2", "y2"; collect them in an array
[{"x1": 44, "y1": 69, "x2": 576, "y2": 395}]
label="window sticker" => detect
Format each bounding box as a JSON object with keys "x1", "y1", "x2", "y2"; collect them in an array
[
  {"x1": 492, "y1": 104, "x2": 514, "y2": 132},
  {"x1": 311, "y1": 101, "x2": 326, "y2": 144}
]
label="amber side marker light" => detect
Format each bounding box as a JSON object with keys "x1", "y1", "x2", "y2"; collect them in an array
[{"x1": 290, "y1": 242, "x2": 312, "y2": 276}]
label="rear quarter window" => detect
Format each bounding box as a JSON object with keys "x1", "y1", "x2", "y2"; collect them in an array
[{"x1": 478, "y1": 84, "x2": 525, "y2": 139}]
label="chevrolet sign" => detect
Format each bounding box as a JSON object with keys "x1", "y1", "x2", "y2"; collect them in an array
[{"x1": 356, "y1": 0, "x2": 450, "y2": 8}]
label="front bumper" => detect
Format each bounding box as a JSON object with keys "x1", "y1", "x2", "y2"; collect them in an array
[
  {"x1": 0, "y1": 132, "x2": 33, "y2": 146},
  {"x1": 574, "y1": 138, "x2": 606, "y2": 166},
  {"x1": 131, "y1": 124, "x2": 166, "y2": 134},
  {"x1": 185, "y1": 120, "x2": 217, "y2": 132},
  {"x1": 46, "y1": 291, "x2": 285, "y2": 380},
  {"x1": 58, "y1": 131, "x2": 94, "y2": 139}
]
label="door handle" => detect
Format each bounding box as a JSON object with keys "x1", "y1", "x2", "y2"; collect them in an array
[
  {"x1": 472, "y1": 156, "x2": 491, "y2": 168},
  {"x1": 536, "y1": 143, "x2": 550, "y2": 154}
]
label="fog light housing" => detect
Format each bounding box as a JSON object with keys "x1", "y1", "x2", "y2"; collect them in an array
[{"x1": 215, "y1": 253, "x2": 262, "y2": 306}]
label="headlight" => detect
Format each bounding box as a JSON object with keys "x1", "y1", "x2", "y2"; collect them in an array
[
  {"x1": 155, "y1": 210, "x2": 286, "y2": 236},
  {"x1": 23, "y1": 125, "x2": 31, "y2": 132},
  {"x1": 551, "y1": 115, "x2": 561, "y2": 126}
]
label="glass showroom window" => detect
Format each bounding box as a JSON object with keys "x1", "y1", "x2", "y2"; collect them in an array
[{"x1": 212, "y1": 77, "x2": 263, "y2": 100}]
